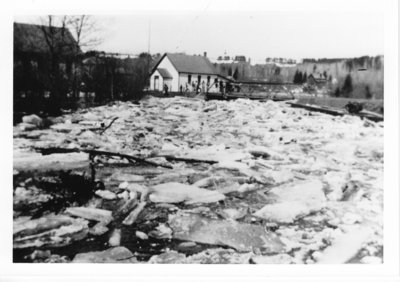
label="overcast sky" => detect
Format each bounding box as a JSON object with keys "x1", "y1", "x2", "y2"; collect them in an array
[{"x1": 15, "y1": 10, "x2": 384, "y2": 64}]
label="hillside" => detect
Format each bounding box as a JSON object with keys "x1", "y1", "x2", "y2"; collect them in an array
[{"x1": 215, "y1": 55, "x2": 384, "y2": 99}]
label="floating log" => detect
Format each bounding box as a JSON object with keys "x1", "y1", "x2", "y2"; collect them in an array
[
  {"x1": 100, "y1": 117, "x2": 119, "y2": 135},
  {"x1": 287, "y1": 102, "x2": 383, "y2": 122},
  {"x1": 161, "y1": 155, "x2": 218, "y2": 165},
  {"x1": 35, "y1": 147, "x2": 173, "y2": 169}
]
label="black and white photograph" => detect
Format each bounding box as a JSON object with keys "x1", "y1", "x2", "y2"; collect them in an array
[{"x1": 1, "y1": 0, "x2": 399, "y2": 280}]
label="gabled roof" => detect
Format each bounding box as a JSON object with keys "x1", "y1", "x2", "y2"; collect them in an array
[
  {"x1": 157, "y1": 68, "x2": 173, "y2": 79},
  {"x1": 14, "y1": 22, "x2": 79, "y2": 55},
  {"x1": 152, "y1": 53, "x2": 219, "y2": 75},
  {"x1": 308, "y1": 73, "x2": 327, "y2": 83}
]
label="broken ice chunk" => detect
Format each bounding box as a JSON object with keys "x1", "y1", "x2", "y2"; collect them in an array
[
  {"x1": 315, "y1": 226, "x2": 373, "y2": 264},
  {"x1": 89, "y1": 222, "x2": 109, "y2": 236},
  {"x1": 135, "y1": 231, "x2": 148, "y2": 240},
  {"x1": 13, "y1": 215, "x2": 89, "y2": 249},
  {"x1": 169, "y1": 212, "x2": 285, "y2": 253},
  {"x1": 108, "y1": 228, "x2": 121, "y2": 247},
  {"x1": 149, "y1": 182, "x2": 225, "y2": 205},
  {"x1": 253, "y1": 180, "x2": 326, "y2": 223},
  {"x1": 250, "y1": 253, "x2": 293, "y2": 264},
  {"x1": 110, "y1": 172, "x2": 145, "y2": 182},
  {"x1": 185, "y1": 248, "x2": 253, "y2": 264},
  {"x1": 95, "y1": 190, "x2": 117, "y2": 200},
  {"x1": 148, "y1": 223, "x2": 173, "y2": 239},
  {"x1": 148, "y1": 251, "x2": 186, "y2": 264},
  {"x1": 73, "y1": 247, "x2": 137, "y2": 263},
  {"x1": 65, "y1": 207, "x2": 113, "y2": 225}
]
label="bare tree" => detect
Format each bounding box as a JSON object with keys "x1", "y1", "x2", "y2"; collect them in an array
[
  {"x1": 66, "y1": 16, "x2": 103, "y2": 100},
  {"x1": 67, "y1": 15, "x2": 103, "y2": 51},
  {"x1": 39, "y1": 16, "x2": 72, "y2": 113},
  {"x1": 40, "y1": 15, "x2": 102, "y2": 55},
  {"x1": 39, "y1": 15, "x2": 103, "y2": 112}
]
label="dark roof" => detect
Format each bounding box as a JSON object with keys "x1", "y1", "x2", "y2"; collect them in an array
[
  {"x1": 152, "y1": 53, "x2": 219, "y2": 75},
  {"x1": 308, "y1": 74, "x2": 327, "y2": 84},
  {"x1": 157, "y1": 68, "x2": 173, "y2": 79},
  {"x1": 14, "y1": 22, "x2": 79, "y2": 55},
  {"x1": 234, "y1": 55, "x2": 246, "y2": 61}
]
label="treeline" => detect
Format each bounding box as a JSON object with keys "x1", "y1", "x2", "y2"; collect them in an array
[
  {"x1": 302, "y1": 58, "x2": 344, "y2": 63},
  {"x1": 14, "y1": 51, "x2": 154, "y2": 116},
  {"x1": 214, "y1": 55, "x2": 383, "y2": 99},
  {"x1": 217, "y1": 64, "x2": 241, "y2": 80},
  {"x1": 331, "y1": 73, "x2": 373, "y2": 99},
  {"x1": 302, "y1": 56, "x2": 381, "y2": 67},
  {"x1": 292, "y1": 70, "x2": 307, "y2": 84},
  {"x1": 14, "y1": 16, "x2": 156, "y2": 117},
  {"x1": 344, "y1": 56, "x2": 383, "y2": 72},
  {"x1": 81, "y1": 51, "x2": 152, "y2": 102}
]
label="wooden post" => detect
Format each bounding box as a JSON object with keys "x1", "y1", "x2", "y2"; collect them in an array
[{"x1": 89, "y1": 153, "x2": 96, "y2": 183}]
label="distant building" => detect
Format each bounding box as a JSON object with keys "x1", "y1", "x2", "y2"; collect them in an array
[
  {"x1": 215, "y1": 54, "x2": 233, "y2": 64},
  {"x1": 14, "y1": 22, "x2": 80, "y2": 111},
  {"x1": 234, "y1": 55, "x2": 246, "y2": 62},
  {"x1": 307, "y1": 73, "x2": 328, "y2": 86},
  {"x1": 214, "y1": 54, "x2": 246, "y2": 64},
  {"x1": 265, "y1": 57, "x2": 296, "y2": 65},
  {"x1": 149, "y1": 53, "x2": 231, "y2": 93},
  {"x1": 14, "y1": 22, "x2": 79, "y2": 57}
]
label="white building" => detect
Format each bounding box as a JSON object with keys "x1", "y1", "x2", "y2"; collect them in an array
[{"x1": 149, "y1": 53, "x2": 231, "y2": 93}]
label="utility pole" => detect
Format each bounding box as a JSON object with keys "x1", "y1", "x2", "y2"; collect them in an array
[
  {"x1": 147, "y1": 19, "x2": 151, "y2": 88},
  {"x1": 148, "y1": 19, "x2": 151, "y2": 57}
]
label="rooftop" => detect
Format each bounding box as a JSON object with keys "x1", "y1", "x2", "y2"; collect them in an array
[
  {"x1": 153, "y1": 53, "x2": 219, "y2": 75},
  {"x1": 14, "y1": 22, "x2": 79, "y2": 56}
]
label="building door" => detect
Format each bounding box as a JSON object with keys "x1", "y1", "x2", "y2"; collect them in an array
[{"x1": 154, "y1": 76, "x2": 159, "y2": 91}]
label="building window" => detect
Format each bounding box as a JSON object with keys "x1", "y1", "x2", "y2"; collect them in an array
[
  {"x1": 207, "y1": 76, "x2": 210, "y2": 84},
  {"x1": 188, "y1": 75, "x2": 191, "y2": 83},
  {"x1": 66, "y1": 62, "x2": 72, "y2": 74},
  {"x1": 30, "y1": 60, "x2": 38, "y2": 69},
  {"x1": 59, "y1": 63, "x2": 66, "y2": 73}
]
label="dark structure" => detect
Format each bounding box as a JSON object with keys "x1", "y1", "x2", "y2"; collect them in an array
[
  {"x1": 307, "y1": 73, "x2": 328, "y2": 86},
  {"x1": 14, "y1": 22, "x2": 81, "y2": 116},
  {"x1": 81, "y1": 51, "x2": 151, "y2": 102},
  {"x1": 14, "y1": 23, "x2": 151, "y2": 118},
  {"x1": 234, "y1": 56, "x2": 246, "y2": 62}
]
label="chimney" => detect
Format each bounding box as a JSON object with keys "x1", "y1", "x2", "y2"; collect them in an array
[{"x1": 204, "y1": 52, "x2": 207, "y2": 57}]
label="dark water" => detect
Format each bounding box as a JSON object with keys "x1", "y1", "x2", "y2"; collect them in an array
[{"x1": 13, "y1": 161, "x2": 225, "y2": 263}]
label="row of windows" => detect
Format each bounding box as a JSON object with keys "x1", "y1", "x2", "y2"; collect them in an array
[
  {"x1": 153, "y1": 74, "x2": 219, "y2": 86},
  {"x1": 17, "y1": 91, "x2": 95, "y2": 99},
  {"x1": 187, "y1": 75, "x2": 218, "y2": 84},
  {"x1": 14, "y1": 59, "x2": 74, "y2": 73}
]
